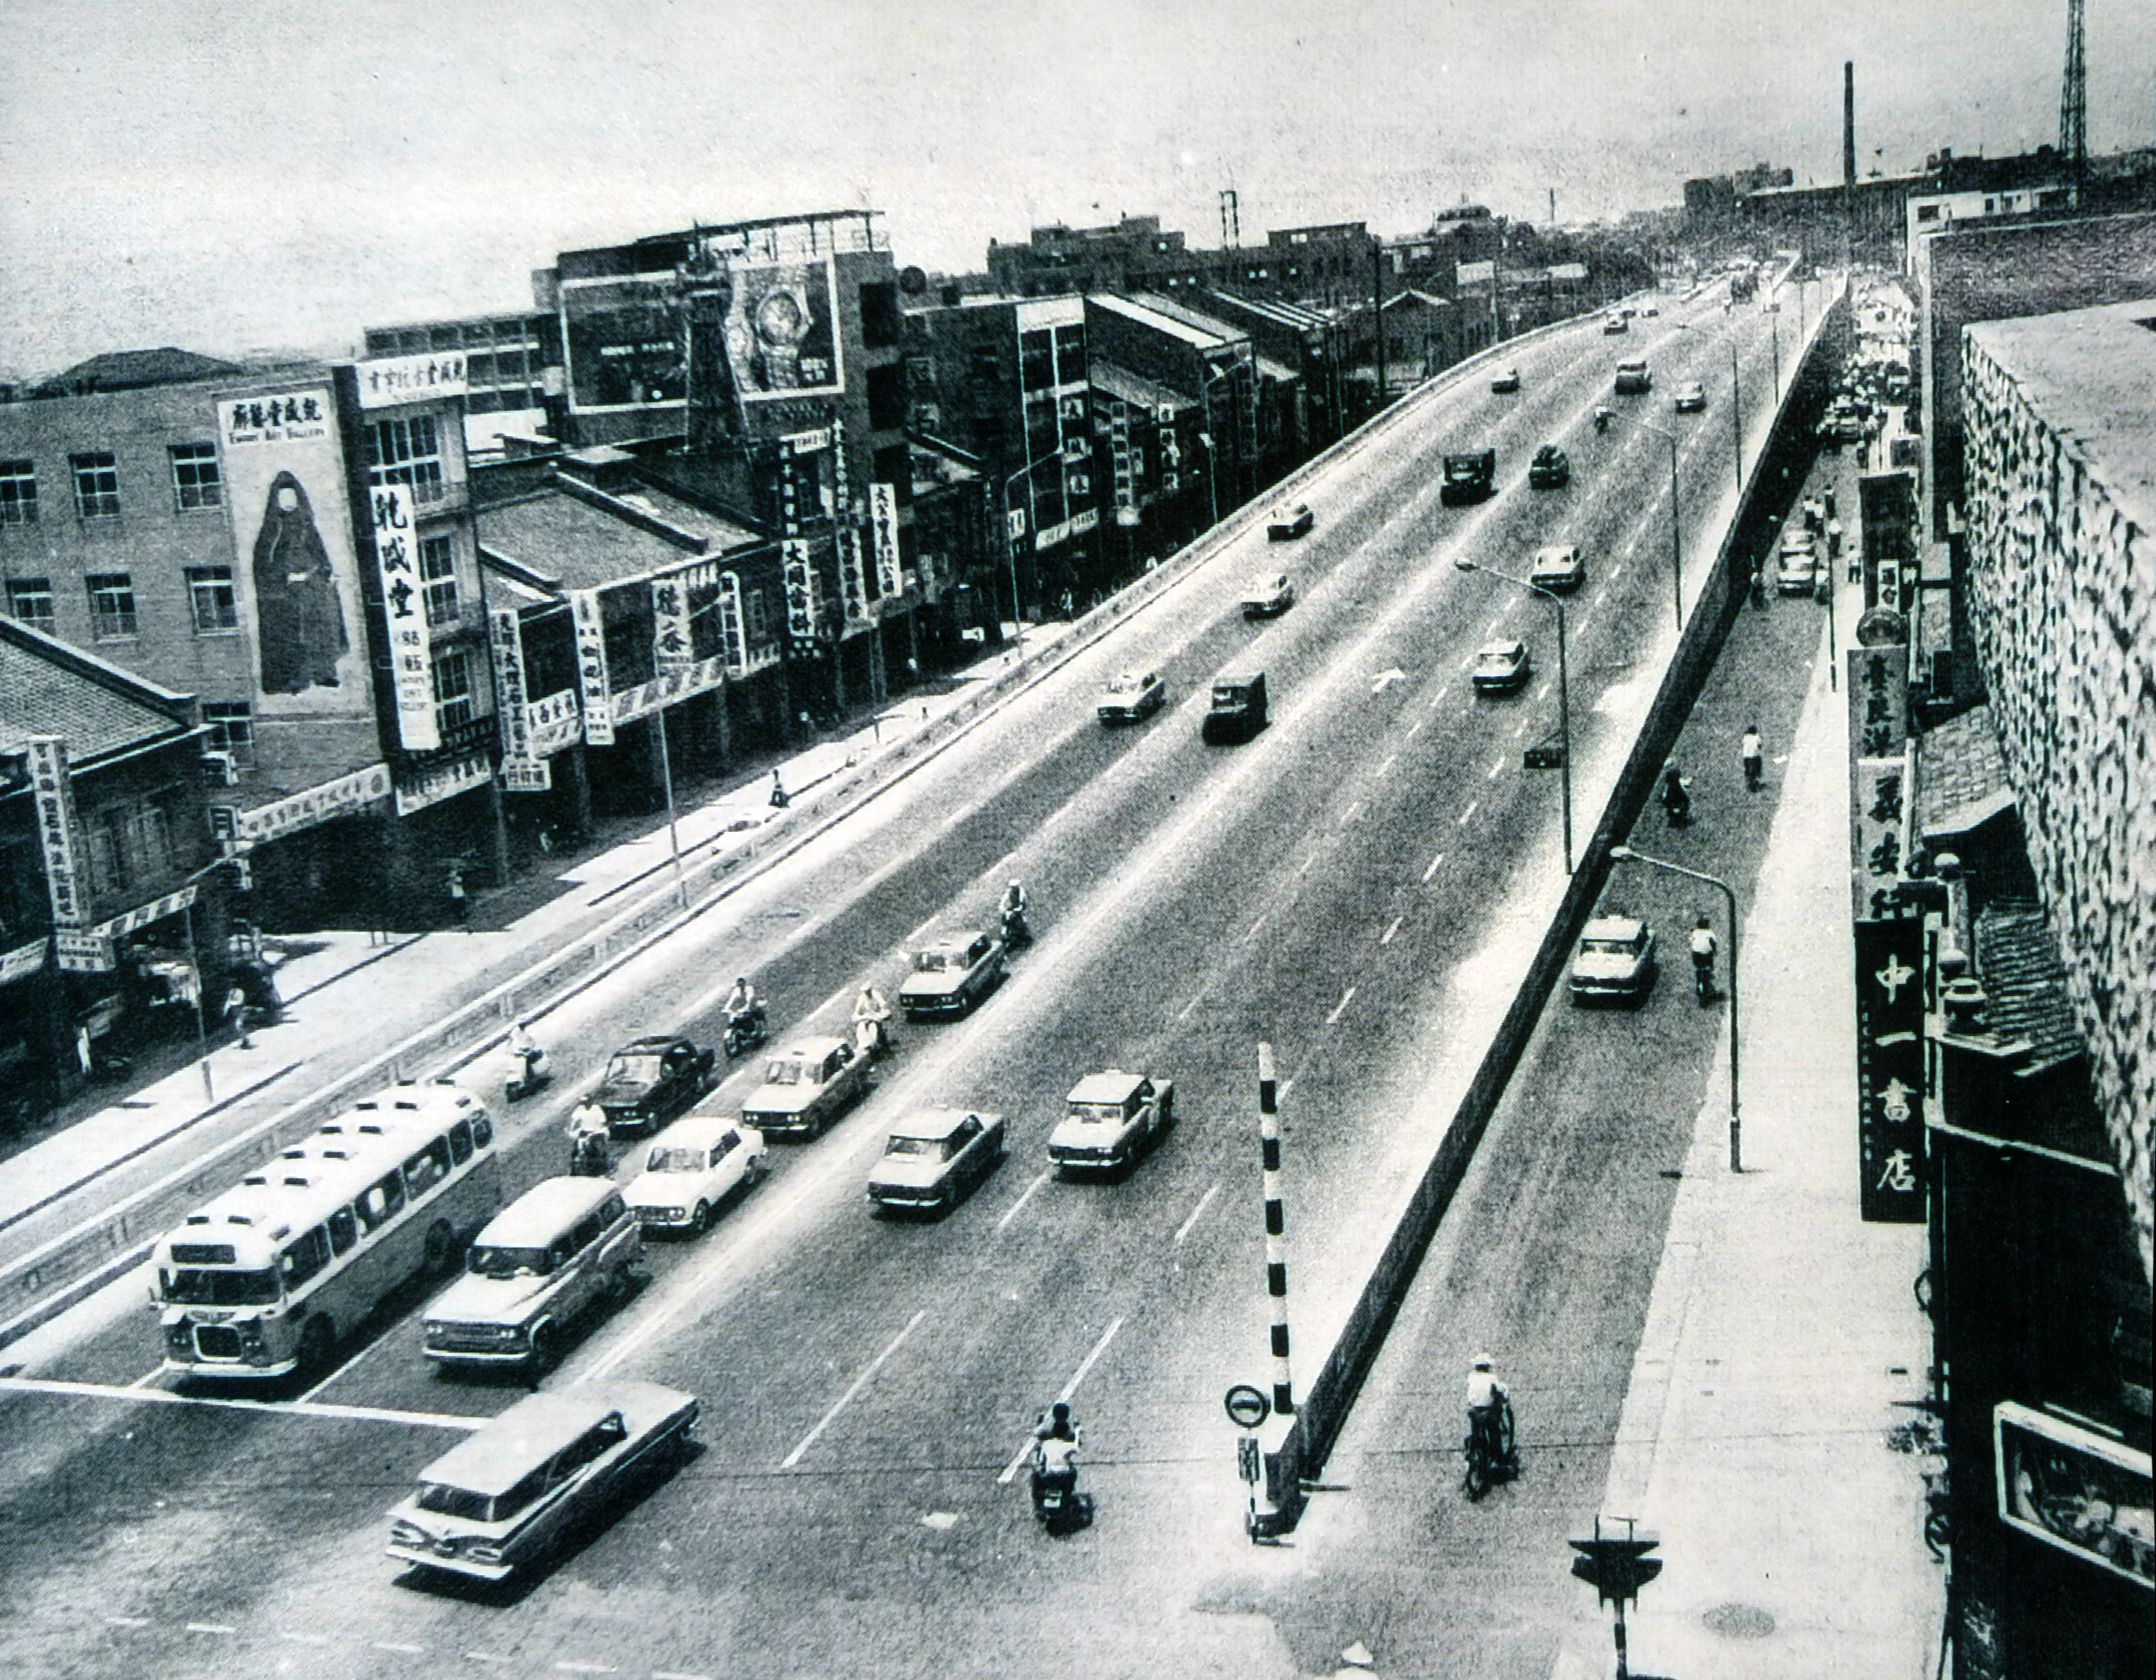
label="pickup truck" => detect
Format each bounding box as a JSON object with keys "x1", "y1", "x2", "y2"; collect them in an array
[{"x1": 1440, "y1": 449, "x2": 1496, "y2": 506}]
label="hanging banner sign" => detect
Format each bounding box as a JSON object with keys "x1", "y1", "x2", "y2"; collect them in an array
[
  {"x1": 527, "y1": 690, "x2": 582, "y2": 758},
  {"x1": 488, "y1": 607, "x2": 547, "y2": 793},
  {"x1": 394, "y1": 751, "x2": 493, "y2": 816},
  {"x1": 356, "y1": 351, "x2": 470, "y2": 409},
  {"x1": 840, "y1": 527, "x2": 871, "y2": 624},
  {"x1": 1852, "y1": 915, "x2": 1926, "y2": 1222},
  {"x1": 54, "y1": 930, "x2": 116, "y2": 973},
  {"x1": 782, "y1": 539, "x2": 820, "y2": 641},
  {"x1": 27, "y1": 737, "x2": 88, "y2": 929},
  {"x1": 370, "y1": 484, "x2": 440, "y2": 751},
  {"x1": 611, "y1": 656, "x2": 724, "y2": 727},
  {"x1": 570, "y1": 590, "x2": 615, "y2": 746},
  {"x1": 870, "y1": 482, "x2": 903, "y2": 599},
  {"x1": 0, "y1": 938, "x2": 48, "y2": 985},
  {"x1": 715, "y1": 571, "x2": 748, "y2": 673},
  {"x1": 652, "y1": 576, "x2": 693, "y2": 673},
  {"x1": 235, "y1": 763, "x2": 393, "y2": 842}
]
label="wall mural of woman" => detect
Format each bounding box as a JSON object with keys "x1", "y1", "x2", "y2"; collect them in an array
[{"x1": 250, "y1": 469, "x2": 349, "y2": 694}]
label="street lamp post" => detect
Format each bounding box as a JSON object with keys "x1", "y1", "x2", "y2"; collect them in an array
[
  {"x1": 1457, "y1": 559, "x2": 1571, "y2": 873},
  {"x1": 1610, "y1": 845, "x2": 1741, "y2": 1171}
]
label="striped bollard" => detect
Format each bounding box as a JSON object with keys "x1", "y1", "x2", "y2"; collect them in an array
[{"x1": 1258, "y1": 1041, "x2": 1293, "y2": 1417}]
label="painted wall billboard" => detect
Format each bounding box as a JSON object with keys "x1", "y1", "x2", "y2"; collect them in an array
[
  {"x1": 561, "y1": 274, "x2": 690, "y2": 414},
  {"x1": 719, "y1": 255, "x2": 843, "y2": 399},
  {"x1": 217, "y1": 389, "x2": 372, "y2": 722}
]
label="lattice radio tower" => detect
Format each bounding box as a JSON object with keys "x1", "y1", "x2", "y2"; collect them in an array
[{"x1": 2059, "y1": 0, "x2": 2087, "y2": 205}]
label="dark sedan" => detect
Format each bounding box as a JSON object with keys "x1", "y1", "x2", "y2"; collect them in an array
[{"x1": 592, "y1": 1035, "x2": 716, "y2": 1136}]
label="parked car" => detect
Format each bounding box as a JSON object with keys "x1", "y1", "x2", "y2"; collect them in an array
[
  {"x1": 1614, "y1": 359, "x2": 1653, "y2": 395},
  {"x1": 1472, "y1": 639, "x2": 1531, "y2": 694},
  {"x1": 1528, "y1": 444, "x2": 1571, "y2": 489},
  {"x1": 1441, "y1": 449, "x2": 1497, "y2": 505},
  {"x1": 899, "y1": 930, "x2": 1007, "y2": 1019},
  {"x1": 866, "y1": 1109, "x2": 1007, "y2": 1213},
  {"x1": 740, "y1": 1034, "x2": 870, "y2": 1139},
  {"x1": 1642, "y1": 303, "x2": 1661, "y2": 317},
  {"x1": 1778, "y1": 547, "x2": 1821, "y2": 596},
  {"x1": 1097, "y1": 669, "x2": 1166, "y2": 724},
  {"x1": 1489, "y1": 366, "x2": 1521, "y2": 394},
  {"x1": 1529, "y1": 544, "x2": 1586, "y2": 594},
  {"x1": 1568, "y1": 915, "x2": 1659, "y2": 1004},
  {"x1": 1266, "y1": 502, "x2": 1313, "y2": 541},
  {"x1": 591, "y1": 1035, "x2": 714, "y2": 1137},
  {"x1": 422, "y1": 1177, "x2": 641, "y2": 1376},
  {"x1": 386, "y1": 1380, "x2": 698, "y2": 1583},
  {"x1": 1673, "y1": 380, "x2": 1707, "y2": 413},
  {"x1": 1202, "y1": 669, "x2": 1269, "y2": 743},
  {"x1": 623, "y1": 1114, "x2": 767, "y2": 1235},
  {"x1": 1048, "y1": 1070, "x2": 1176, "y2": 1175},
  {"x1": 1241, "y1": 572, "x2": 1296, "y2": 619}
]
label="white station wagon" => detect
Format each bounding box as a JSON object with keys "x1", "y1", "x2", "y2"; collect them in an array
[{"x1": 623, "y1": 1114, "x2": 768, "y2": 1235}]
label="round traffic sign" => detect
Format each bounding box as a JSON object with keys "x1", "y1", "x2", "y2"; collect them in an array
[{"x1": 1223, "y1": 1383, "x2": 1270, "y2": 1429}]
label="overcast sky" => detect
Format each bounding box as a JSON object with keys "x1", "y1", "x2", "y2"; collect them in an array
[{"x1": 2, "y1": 0, "x2": 2149, "y2": 374}]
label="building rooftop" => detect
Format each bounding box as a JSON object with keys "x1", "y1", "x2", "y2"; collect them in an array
[
  {"x1": 1090, "y1": 292, "x2": 1235, "y2": 352},
  {"x1": 1965, "y1": 298, "x2": 2156, "y2": 533},
  {"x1": 908, "y1": 436, "x2": 983, "y2": 493},
  {"x1": 1971, "y1": 900, "x2": 2087, "y2": 1075},
  {"x1": 1206, "y1": 290, "x2": 1331, "y2": 333},
  {"x1": 1124, "y1": 291, "x2": 1247, "y2": 347},
  {"x1": 476, "y1": 480, "x2": 711, "y2": 592},
  {"x1": 1090, "y1": 360, "x2": 1195, "y2": 417},
  {"x1": 1917, "y1": 704, "x2": 2015, "y2": 842},
  {"x1": 31, "y1": 346, "x2": 244, "y2": 397},
  {"x1": 0, "y1": 618, "x2": 197, "y2": 763}
]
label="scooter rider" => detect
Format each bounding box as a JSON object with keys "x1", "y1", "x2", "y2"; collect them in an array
[
  {"x1": 1465, "y1": 1353, "x2": 1511, "y2": 1464},
  {"x1": 1661, "y1": 762, "x2": 1692, "y2": 826},
  {"x1": 1689, "y1": 915, "x2": 1719, "y2": 1004},
  {"x1": 724, "y1": 975, "x2": 766, "y2": 1040},
  {"x1": 567, "y1": 1100, "x2": 610, "y2": 1175},
  {"x1": 1034, "y1": 1399, "x2": 1080, "y2": 1445},
  {"x1": 852, "y1": 981, "x2": 893, "y2": 1058},
  {"x1": 1000, "y1": 879, "x2": 1031, "y2": 945},
  {"x1": 508, "y1": 1020, "x2": 547, "y2": 1086},
  {"x1": 1030, "y1": 1401, "x2": 1081, "y2": 1507},
  {"x1": 1593, "y1": 405, "x2": 1615, "y2": 433}
]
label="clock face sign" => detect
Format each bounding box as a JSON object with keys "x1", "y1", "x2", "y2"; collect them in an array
[{"x1": 717, "y1": 255, "x2": 842, "y2": 398}]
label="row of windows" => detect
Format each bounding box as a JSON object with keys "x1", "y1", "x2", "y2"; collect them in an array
[
  {"x1": 365, "y1": 413, "x2": 446, "y2": 504},
  {"x1": 81, "y1": 797, "x2": 181, "y2": 901},
  {"x1": 278, "y1": 1119, "x2": 488, "y2": 1292},
  {"x1": 4, "y1": 536, "x2": 461, "y2": 643},
  {"x1": 0, "y1": 444, "x2": 222, "y2": 527}
]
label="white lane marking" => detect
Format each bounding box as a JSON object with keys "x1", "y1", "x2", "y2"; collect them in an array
[
  {"x1": 1281, "y1": 1076, "x2": 1297, "y2": 1099},
  {"x1": 1430, "y1": 684, "x2": 1450, "y2": 710},
  {"x1": 556, "y1": 1665, "x2": 618, "y2": 1676},
  {"x1": 1486, "y1": 757, "x2": 1503, "y2": 781},
  {"x1": 1536, "y1": 682, "x2": 1552, "y2": 702},
  {"x1": 1376, "y1": 752, "x2": 1398, "y2": 776},
  {"x1": 186, "y1": 1624, "x2": 235, "y2": 1636},
  {"x1": 1176, "y1": 993, "x2": 1202, "y2": 1022},
  {"x1": 1405, "y1": 716, "x2": 1425, "y2": 739},
  {"x1": 780, "y1": 1308, "x2": 926, "y2": 1469},
  {"x1": 654, "y1": 1672, "x2": 715, "y2": 1680},
  {"x1": 1342, "y1": 800, "x2": 1364, "y2": 825},
  {"x1": 1327, "y1": 987, "x2": 1357, "y2": 1025},
  {"x1": 282, "y1": 1633, "x2": 330, "y2": 1648},
  {"x1": 1511, "y1": 719, "x2": 1528, "y2": 738},
  {"x1": 1240, "y1": 910, "x2": 1268, "y2": 944},
  {"x1": 1381, "y1": 916, "x2": 1403, "y2": 946},
  {"x1": 0, "y1": 1374, "x2": 483, "y2": 1431},
  {"x1": 1458, "y1": 798, "x2": 1480, "y2": 826},
  {"x1": 1298, "y1": 849, "x2": 1320, "y2": 876},
  {"x1": 996, "y1": 1170, "x2": 1049, "y2": 1232},
  {"x1": 997, "y1": 1316, "x2": 1125, "y2": 1483},
  {"x1": 1422, "y1": 850, "x2": 1446, "y2": 883},
  {"x1": 105, "y1": 1617, "x2": 150, "y2": 1629},
  {"x1": 127, "y1": 1365, "x2": 163, "y2": 1389},
  {"x1": 1174, "y1": 1184, "x2": 1220, "y2": 1245},
  {"x1": 377, "y1": 1643, "x2": 426, "y2": 1656},
  {"x1": 1483, "y1": 610, "x2": 1504, "y2": 636}
]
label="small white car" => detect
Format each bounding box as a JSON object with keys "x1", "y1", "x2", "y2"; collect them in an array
[
  {"x1": 1266, "y1": 503, "x2": 1314, "y2": 541},
  {"x1": 1490, "y1": 366, "x2": 1521, "y2": 394},
  {"x1": 1529, "y1": 544, "x2": 1586, "y2": 594},
  {"x1": 866, "y1": 1109, "x2": 1007, "y2": 1214},
  {"x1": 1674, "y1": 381, "x2": 1707, "y2": 413},
  {"x1": 624, "y1": 1114, "x2": 768, "y2": 1235},
  {"x1": 1098, "y1": 670, "x2": 1166, "y2": 724},
  {"x1": 1569, "y1": 915, "x2": 1659, "y2": 1004},
  {"x1": 739, "y1": 1035, "x2": 869, "y2": 1139},
  {"x1": 1048, "y1": 1070, "x2": 1176, "y2": 1174},
  {"x1": 1242, "y1": 572, "x2": 1296, "y2": 618},
  {"x1": 1472, "y1": 639, "x2": 1531, "y2": 694}
]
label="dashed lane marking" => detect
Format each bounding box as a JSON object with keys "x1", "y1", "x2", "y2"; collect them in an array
[
  {"x1": 1430, "y1": 684, "x2": 1450, "y2": 710},
  {"x1": 0, "y1": 1374, "x2": 484, "y2": 1432},
  {"x1": 997, "y1": 1316, "x2": 1124, "y2": 1484},
  {"x1": 1381, "y1": 916, "x2": 1403, "y2": 946},
  {"x1": 1486, "y1": 757, "x2": 1503, "y2": 780},
  {"x1": 780, "y1": 1309, "x2": 925, "y2": 1470},
  {"x1": 186, "y1": 1624, "x2": 235, "y2": 1636},
  {"x1": 556, "y1": 1665, "x2": 618, "y2": 1676},
  {"x1": 1174, "y1": 1184, "x2": 1220, "y2": 1245},
  {"x1": 376, "y1": 1643, "x2": 426, "y2": 1656},
  {"x1": 1327, "y1": 987, "x2": 1357, "y2": 1025},
  {"x1": 1376, "y1": 752, "x2": 1398, "y2": 776},
  {"x1": 281, "y1": 1632, "x2": 330, "y2": 1647},
  {"x1": 1405, "y1": 716, "x2": 1425, "y2": 739},
  {"x1": 104, "y1": 1617, "x2": 149, "y2": 1630},
  {"x1": 654, "y1": 1672, "x2": 715, "y2": 1680},
  {"x1": 1422, "y1": 850, "x2": 1445, "y2": 883},
  {"x1": 1176, "y1": 993, "x2": 1202, "y2": 1022},
  {"x1": 1458, "y1": 798, "x2": 1480, "y2": 826},
  {"x1": 996, "y1": 1171, "x2": 1049, "y2": 1232},
  {"x1": 1298, "y1": 849, "x2": 1320, "y2": 876}
]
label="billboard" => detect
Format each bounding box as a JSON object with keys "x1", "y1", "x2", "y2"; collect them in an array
[
  {"x1": 719, "y1": 255, "x2": 843, "y2": 400},
  {"x1": 561, "y1": 274, "x2": 690, "y2": 414},
  {"x1": 369, "y1": 484, "x2": 439, "y2": 751},
  {"x1": 1994, "y1": 1402, "x2": 2154, "y2": 1590},
  {"x1": 1852, "y1": 915, "x2": 1926, "y2": 1221},
  {"x1": 217, "y1": 389, "x2": 372, "y2": 722}
]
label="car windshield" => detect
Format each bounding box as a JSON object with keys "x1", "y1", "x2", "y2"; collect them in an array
[
  {"x1": 159, "y1": 1266, "x2": 281, "y2": 1306},
  {"x1": 884, "y1": 1136, "x2": 932, "y2": 1157},
  {"x1": 1107, "y1": 675, "x2": 1144, "y2": 694},
  {"x1": 762, "y1": 1058, "x2": 807, "y2": 1086},
  {"x1": 645, "y1": 1147, "x2": 706, "y2": 1173},
  {"x1": 1071, "y1": 1102, "x2": 1126, "y2": 1124},
  {"x1": 467, "y1": 1244, "x2": 552, "y2": 1279},
  {"x1": 916, "y1": 949, "x2": 953, "y2": 973},
  {"x1": 1582, "y1": 937, "x2": 1638, "y2": 957},
  {"x1": 1479, "y1": 649, "x2": 1515, "y2": 667},
  {"x1": 414, "y1": 1482, "x2": 496, "y2": 1522},
  {"x1": 606, "y1": 1052, "x2": 664, "y2": 1083}
]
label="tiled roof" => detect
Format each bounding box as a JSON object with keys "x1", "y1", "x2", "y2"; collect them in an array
[
  {"x1": 1125, "y1": 291, "x2": 1247, "y2": 346},
  {"x1": 0, "y1": 620, "x2": 193, "y2": 761},
  {"x1": 602, "y1": 483, "x2": 763, "y2": 551},
  {"x1": 1971, "y1": 901, "x2": 2086, "y2": 1073},
  {"x1": 35, "y1": 346, "x2": 243, "y2": 395},
  {"x1": 1917, "y1": 705, "x2": 2015, "y2": 840},
  {"x1": 476, "y1": 485, "x2": 707, "y2": 591}
]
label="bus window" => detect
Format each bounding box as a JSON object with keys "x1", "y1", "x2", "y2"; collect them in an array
[
  {"x1": 403, "y1": 1138, "x2": 452, "y2": 1198},
  {"x1": 470, "y1": 1112, "x2": 494, "y2": 1149},
  {"x1": 280, "y1": 1226, "x2": 332, "y2": 1290},
  {"x1": 447, "y1": 1121, "x2": 473, "y2": 1165},
  {"x1": 357, "y1": 1171, "x2": 406, "y2": 1233},
  {"x1": 327, "y1": 1206, "x2": 358, "y2": 1255}
]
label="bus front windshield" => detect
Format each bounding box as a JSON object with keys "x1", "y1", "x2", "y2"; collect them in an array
[{"x1": 159, "y1": 1267, "x2": 282, "y2": 1306}]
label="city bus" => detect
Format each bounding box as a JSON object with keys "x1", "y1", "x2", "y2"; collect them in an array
[{"x1": 152, "y1": 1082, "x2": 503, "y2": 1380}]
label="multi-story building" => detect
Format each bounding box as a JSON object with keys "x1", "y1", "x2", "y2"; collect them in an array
[
  {"x1": 986, "y1": 214, "x2": 1207, "y2": 299},
  {"x1": 1, "y1": 617, "x2": 225, "y2": 1106},
  {"x1": 0, "y1": 348, "x2": 503, "y2": 930},
  {"x1": 1201, "y1": 291, "x2": 1351, "y2": 452},
  {"x1": 1085, "y1": 293, "x2": 1258, "y2": 528},
  {"x1": 360, "y1": 310, "x2": 564, "y2": 459},
  {"x1": 1895, "y1": 299, "x2": 2155, "y2": 1680}
]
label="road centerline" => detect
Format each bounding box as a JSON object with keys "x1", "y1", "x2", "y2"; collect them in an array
[
  {"x1": 780, "y1": 1308, "x2": 926, "y2": 1470},
  {"x1": 996, "y1": 1170, "x2": 1050, "y2": 1232},
  {"x1": 997, "y1": 1314, "x2": 1126, "y2": 1483}
]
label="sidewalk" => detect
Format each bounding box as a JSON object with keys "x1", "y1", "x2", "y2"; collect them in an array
[
  {"x1": 1555, "y1": 524, "x2": 1940, "y2": 1675},
  {"x1": 0, "y1": 623, "x2": 1070, "y2": 1233}
]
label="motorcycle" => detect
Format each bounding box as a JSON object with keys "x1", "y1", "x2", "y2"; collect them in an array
[
  {"x1": 568, "y1": 1127, "x2": 611, "y2": 1178},
  {"x1": 1661, "y1": 772, "x2": 1692, "y2": 828},
  {"x1": 1592, "y1": 406, "x2": 1615, "y2": 434},
  {"x1": 1462, "y1": 1396, "x2": 1519, "y2": 1502},
  {"x1": 724, "y1": 1008, "x2": 769, "y2": 1061},
  {"x1": 1030, "y1": 1440, "x2": 1088, "y2": 1532},
  {"x1": 505, "y1": 1044, "x2": 552, "y2": 1103},
  {"x1": 853, "y1": 1014, "x2": 895, "y2": 1064},
  {"x1": 1692, "y1": 953, "x2": 1716, "y2": 1006},
  {"x1": 1000, "y1": 906, "x2": 1033, "y2": 952}
]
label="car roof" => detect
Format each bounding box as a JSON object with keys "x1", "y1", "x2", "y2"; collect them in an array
[
  {"x1": 1215, "y1": 668, "x2": 1265, "y2": 686},
  {"x1": 768, "y1": 1035, "x2": 849, "y2": 1063},
  {"x1": 1068, "y1": 1070, "x2": 1145, "y2": 1104},
  {"x1": 618, "y1": 1035, "x2": 683, "y2": 1053},
  {"x1": 475, "y1": 1176, "x2": 620, "y2": 1245},
  {"x1": 925, "y1": 929, "x2": 985, "y2": 951},
  {"x1": 887, "y1": 1107, "x2": 990, "y2": 1141},
  {"x1": 652, "y1": 1111, "x2": 750, "y2": 1149},
  {"x1": 1534, "y1": 544, "x2": 1579, "y2": 561},
  {"x1": 1479, "y1": 640, "x2": 1524, "y2": 658},
  {"x1": 1583, "y1": 914, "x2": 1647, "y2": 940},
  {"x1": 417, "y1": 1381, "x2": 691, "y2": 1495}
]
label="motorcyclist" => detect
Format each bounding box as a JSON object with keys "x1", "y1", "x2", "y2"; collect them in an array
[
  {"x1": 567, "y1": 1100, "x2": 611, "y2": 1175},
  {"x1": 508, "y1": 1020, "x2": 547, "y2": 1087},
  {"x1": 1689, "y1": 916, "x2": 1719, "y2": 1004},
  {"x1": 852, "y1": 982, "x2": 893, "y2": 1058},
  {"x1": 1030, "y1": 1402, "x2": 1081, "y2": 1509},
  {"x1": 1000, "y1": 879, "x2": 1030, "y2": 945},
  {"x1": 724, "y1": 976, "x2": 766, "y2": 1040},
  {"x1": 1592, "y1": 405, "x2": 1615, "y2": 433},
  {"x1": 1033, "y1": 1399, "x2": 1080, "y2": 1444},
  {"x1": 1661, "y1": 763, "x2": 1691, "y2": 826},
  {"x1": 1741, "y1": 726, "x2": 1764, "y2": 791},
  {"x1": 1465, "y1": 1353, "x2": 1512, "y2": 1466}
]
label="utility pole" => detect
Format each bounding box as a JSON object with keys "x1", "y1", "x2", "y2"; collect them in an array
[
  {"x1": 1256, "y1": 1043, "x2": 1294, "y2": 1417},
  {"x1": 1371, "y1": 236, "x2": 1387, "y2": 406},
  {"x1": 2060, "y1": 0, "x2": 2088, "y2": 206}
]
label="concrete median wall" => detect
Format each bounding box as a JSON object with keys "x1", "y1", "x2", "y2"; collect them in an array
[{"x1": 1262, "y1": 286, "x2": 1852, "y2": 1525}]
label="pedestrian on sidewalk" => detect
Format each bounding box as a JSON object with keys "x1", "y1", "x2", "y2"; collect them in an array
[
  {"x1": 1749, "y1": 559, "x2": 1768, "y2": 609},
  {"x1": 769, "y1": 768, "x2": 789, "y2": 810},
  {"x1": 1688, "y1": 915, "x2": 1719, "y2": 1006},
  {"x1": 446, "y1": 866, "x2": 470, "y2": 929},
  {"x1": 223, "y1": 984, "x2": 254, "y2": 1050},
  {"x1": 1741, "y1": 725, "x2": 1764, "y2": 791}
]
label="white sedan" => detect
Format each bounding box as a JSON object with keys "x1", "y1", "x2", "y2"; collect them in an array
[{"x1": 624, "y1": 1114, "x2": 768, "y2": 1235}]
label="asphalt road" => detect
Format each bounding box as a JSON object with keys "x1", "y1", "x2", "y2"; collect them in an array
[{"x1": 0, "y1": 274, "x2": 1829, "y2": 1680}]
